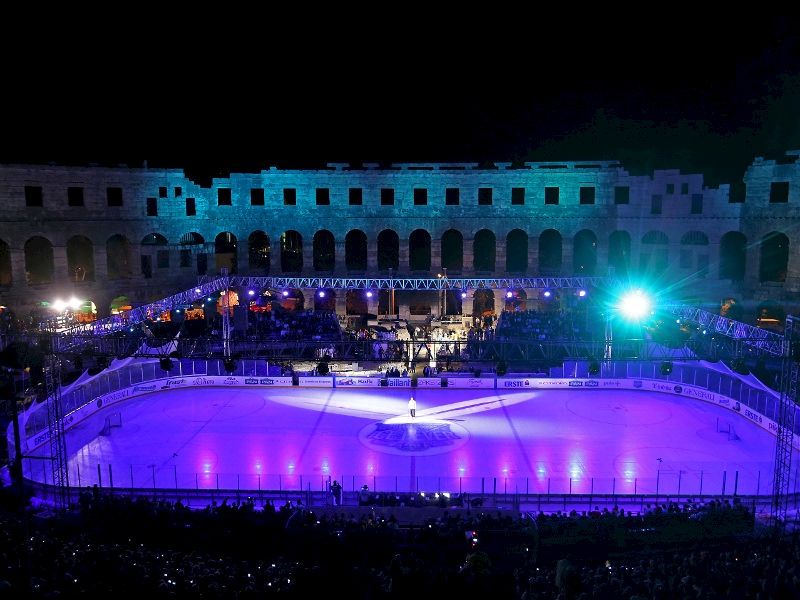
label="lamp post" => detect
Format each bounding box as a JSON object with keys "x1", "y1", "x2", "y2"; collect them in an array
[
  {"x1": 438, "y1": 268, "x2": 448, "y2": 318},
  {"x1": 389, "y1": 267, "x2": 395, "y2": 318}
]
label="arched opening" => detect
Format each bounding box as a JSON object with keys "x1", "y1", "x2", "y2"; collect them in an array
[
  {"x1": 719, "y1": 231, "x2": 746, "y2": 281},
  {"x1": 538, "y1": 229, "x2": 562, "y2": 274},
  {"x1": 345, "y1": 229, "x2": 368, "y2": 272},
  {"x1": 215, "y1": 232, "x2": 238, "y2": 274},
  {"x1": 441, "y1": 229, "x2": 463, "y2": 272},
  {"x1": 377, "y1": 229, "x2": 399, "y2": 272},
  {"x1": 506, "y1": 229, "x2": 528, "y2": 274},
  {"x1": 473, "y1": 229, "x2": 496, "y2": 272},
  {"x1": 67, "y1": 235, "x2": 95, "y2": 282},
  {"x1": 573, "y1": 229, "x2": 597, "y2": 275},
  {"x1": 106, "y1": 234, "x2": 133, "y2": 280},
  {"x1": 248, "y1": 231, "x2": 271, "y2": 272},
  {"x1": 409, "y1": 230, "x2": 431, "y2": 272},
  {"x1": 759, "y1": 231, "x2": 788, "y2": 283},
  {"x1": 313, "y1": 230, "x2": 336, "y2": 272},
  {"x1": 280, "y1": 230, "x2": 303, "y2": 273}
]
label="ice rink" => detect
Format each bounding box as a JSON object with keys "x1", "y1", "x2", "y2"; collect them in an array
[{"x1": 21, "y1": 384, "x2": 788, "y2": 501}]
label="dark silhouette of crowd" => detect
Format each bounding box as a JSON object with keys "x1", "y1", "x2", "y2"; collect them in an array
[{"x1": 1, "y1": 479, "x2": 799, "y2": 599}]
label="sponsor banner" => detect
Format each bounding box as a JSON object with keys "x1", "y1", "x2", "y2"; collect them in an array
[
  {"x1": 678, "y1": 385, "x2": 716, "y2": 403},
  {"x1": 243, "y1": 377, "x2": 293, "y2": 386},
  {"x1": 386, "y1": 378, "x2": 411, "y2": 388},
  {"x1": 567, "y1": 379, "x2": 601, "y2": 388},
  {"x1": 132, "y1": 384, "x2": 158, "y2": 394},
  {"x1": 335, "y1": 376, "x2": 382, "y2": 387},
  {"x1": 416, "y1": 377, "x2": 442, "y2": 388},
  {"x1": 161, "y1": 378, "x2": 187, "y2": 390},
  {"x1": 531, "y1": 379, "x2": 573, "y2": 388},
  {"x1": 499, "y1": 378, "x2": 539, "y2": 388},
  {"x1": 299, "y1": 376, "x2": 334, "y2": 388},
  {"x1": 447, "y1": 377, "x2": 495, "y2": 389}
]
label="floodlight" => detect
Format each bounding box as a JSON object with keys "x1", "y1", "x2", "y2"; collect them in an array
[{"x1": 619, "y1": 290, "x2": 651, "y2": 320}]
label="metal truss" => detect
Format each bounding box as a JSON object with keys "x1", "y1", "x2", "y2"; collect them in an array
[
  {"x1": 44, "y1": 353, "x2": 69, "y2": 513},
  {"x1": 772, "y1": 315, "x2": 798, "y2": 532},
  {"x1": 219, "y1": 274, "x2": 611, "y2": 292},
  {"x1": 665, "y1": 303, "x2": 785, "y2": 356}
]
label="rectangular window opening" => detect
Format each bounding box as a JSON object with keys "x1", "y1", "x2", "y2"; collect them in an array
[
  {"x1": 349, "y1": 188, "x2": 363, "y2": 205},
  {"x1": 217, "y1": 188, "x2": 232, "y2": 206},
  {"x1": 67, "y1": 186, "x2": 84, "y2": 207},
  {"x1": 445, "y1": 188, "x2": 460, "y2": 206},
  {"x1": 316, "y1": 188, "x2": 330, "y2": 205}
]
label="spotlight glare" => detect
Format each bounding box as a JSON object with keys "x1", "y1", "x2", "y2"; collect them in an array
[{"x1": 619, "y1": 290, "x2": 651, "y2": 320}]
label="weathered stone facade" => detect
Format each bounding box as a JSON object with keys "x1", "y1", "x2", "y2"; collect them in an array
[{"x1": 1, "y1": 152, "x2": 799, "y2": 323}]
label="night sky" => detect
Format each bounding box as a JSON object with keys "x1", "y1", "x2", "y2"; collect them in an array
[{"x1": 4, "y1": 13, "x2": 800, "y2": 187}]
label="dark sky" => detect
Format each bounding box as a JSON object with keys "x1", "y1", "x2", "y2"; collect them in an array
[{"x1": 4, "y1": 14, "x2": 800, "y2": 187}]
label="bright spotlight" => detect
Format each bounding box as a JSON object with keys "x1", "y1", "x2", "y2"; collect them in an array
[{"x1": 619, "y1": 290, "x2": 651, "y2": 320}]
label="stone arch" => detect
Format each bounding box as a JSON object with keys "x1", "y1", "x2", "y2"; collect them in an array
[
  {"x1": 346, "y1": 289, "x2": 370, "y2": 316},
  {"x1": 0, "y1": 239, "x2": 11, "y2": 285},
  {"x1": 313, "y1": 288, "x2": 336, "y2": 312},
  {"x1": 345, "y1": 229, "x2": 368, "y2": 272},
  {"x1": 409, "y1": 229, "x2": 431, "y2": 272},
  {"x1": 719, "y1": 231, "x2": 746, "y2": 281},
  {"x1": 313, "y1": 230, "x2": 336, "y2": 272},
  {"x1": 573, "y1": 229, "x2": 597, "y2": 275},
  {"x1": 539, "y1": 229, "x2": 562, "y2": 274},
  {"x1": 215, "y1": 232, "x2": 238, "y2": 274},
  {"x1": 473, "y1": 229, "x2": 496, "y2": 272},
  {"x1": 640, "y1": 230, "x2": 669, "y2": 277},
  {"x1": 25, "y1": 236, "x2": 54, "y2": 285},
  {"x1": 472, "y1": 288, "x2": 496, "y2": 327},
  {"x1": 506, "y1": 229, "x2": 528, "y2": 274},
  {"x1": 377, "y1": 229, "x2": 399, "y2": 271},
  {"x1": 759, "y1": 231, "x2": 789, "y2": 283},
  {"x1": 248, "y1": 231, "x2": 271, "y2": 272},
  {"x1": 441, "y1": 229, "x2": 463, "y2": 272},
  {"x1": 280, "y1": 230, "x2": 303, "y2": 273},
  {"x1": 106, "y1": 234, "x2": 133, "y2": 280},
  {"x1": 67, "y1": 235, "x2": 94, "y2": 282},
  {"x1": 608, "y1": 231, "x2": 631, "y2": 279}
]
